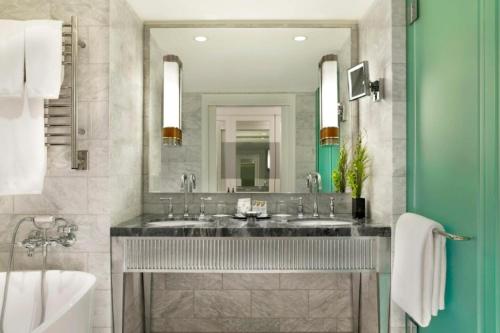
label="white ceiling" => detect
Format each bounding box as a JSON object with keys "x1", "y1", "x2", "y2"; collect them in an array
[
  {"x1": 127, "y1": 0, "x2": 374, "y2": 21},
  {"x1": 151, "y1": 28, "x2": 351, "y2": 92}
]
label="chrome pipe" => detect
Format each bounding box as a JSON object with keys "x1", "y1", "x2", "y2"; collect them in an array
[
  {"x1": 70, "y1": 16, "x2": 78, "y2": 169},
  {"x1": 0, "y1": 217, "x2": 35, "y2": 333}
]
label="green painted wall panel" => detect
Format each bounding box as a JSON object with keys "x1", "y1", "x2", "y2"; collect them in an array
[
  {"x1": 315, "y1": 89, "x2": 340, "y2": 192},
  {"x1": 407, "y1": 0, "x2": 499, "y2": 331}
]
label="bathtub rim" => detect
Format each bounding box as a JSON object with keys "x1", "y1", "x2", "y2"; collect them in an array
[{"x1": 0, "y1": 270, "x2": 97, "y2": 333}]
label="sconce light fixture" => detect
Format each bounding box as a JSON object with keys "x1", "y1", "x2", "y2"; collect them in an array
[
  {"x1": 162, "y1": 55, "x2": 183, "y2": 145},
  {"x1": 319, "y1": 54, "x2": 340, "y2": 146}
]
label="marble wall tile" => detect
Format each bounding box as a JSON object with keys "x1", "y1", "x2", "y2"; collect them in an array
[
  {"x1": 337, "y1": 317, "x2": 354, "y2": 332},
  {"x1": 0, "y1": 0, "x2": 50, "y2": 19},
  {"x1": 49, "y1": 0, "x2": 109, "y2": 26},
  {"x1": 152, "y1": 290, "x2": 194, "y2": 318},
  {"x1": 88, "y1": 177, "x2": 110, "y2": 214},
  {"x1": 88, "y1": 252, "x2": 111, "y2": 290},
  {"x1": 93, "y1": 289, "x2": 112, "y2": 328},
  {"x1": 221, "y1": 318, "x2": 280, "y2": 332},
  {"x1": 165, "y1": 273, "x2": 222, "y2": 290},
  {"x1": 89, "y1": 26, "x2": 110, "y2": 64},
  {"x1": 0, "y1": 197, "x2": 13, "y2": 214},
  {"x1": 251, "y1": 290, "x2": 308, "y2": 318},
  {"x1": 13, "y1": 177, "x2": 88, "y2": 214},
  {"x1": 194, "y1": 290, "x2": 251, "y2": 318},
  {"x1": 279, "y1": 318, "x2": 337, "y2": 332},
  {"x1": 153, "y1": 318, "x2": 222, "y2": 333},
  {"x1": 309, "y1": 290, "x2": 352, "y2": 318},
  {"x1": 222, "y1": 273, "x2": 279, "y2": 290},
  {"x1": 279, "y1": 273, "x2": 337, "y2": 290},
  {"x1": 78, "y1": 63, "x2": 109, "y2": 101},
  {"x1": 90, "y1": 101, "x2": 110, "y2": 139}
]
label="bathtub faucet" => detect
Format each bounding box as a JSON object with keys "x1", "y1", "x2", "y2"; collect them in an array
[{"x1": 19, "y1": 218, "x2": 78, "y2": 255}]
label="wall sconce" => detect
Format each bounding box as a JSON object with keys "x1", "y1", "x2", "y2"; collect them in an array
[
  {"x1": 162, "y1": 55, "x2": 183, "y2": 145},
  {"x1": 347, "y1": 61, "x2": 382, "y2": 102},
  {"x1": 319, "y1": 54, "x2": 340, "y2": 145}
]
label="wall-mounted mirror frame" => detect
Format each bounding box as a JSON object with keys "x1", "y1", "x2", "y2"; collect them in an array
[{"x1": 144, "y1": 21, "x2": 360, "y2": 194}]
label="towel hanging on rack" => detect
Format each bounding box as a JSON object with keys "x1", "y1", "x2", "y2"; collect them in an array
[
  {"x1": 0, "y1": 20, "x2": 25, "y2": 97},
  {"x1": 25, "y1": 20, "x2": 63, "y2": 99},
  {"x1": 391, "y1": 212, "x2": 447, "y2": 327},
  {"x1": 0, "y1": 88, "x2": 46, "y2": 195}
]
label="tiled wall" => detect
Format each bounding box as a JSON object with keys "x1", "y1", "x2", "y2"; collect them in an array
[
  {"x1": 109, "y1": 0, "x2": 143, "y2": 225},
  {"x1": 358, "y1": 0, "x2": 406, "y2": 331},
  {"x1": 151, "y1": 273, "x2": 356, "y2": 333},
  {"x1": 358, "y1": 0, "x2": 406, "y2": 226},
  {"x1": 0, "y1": 0, "x2": 144, "y2": 331}
]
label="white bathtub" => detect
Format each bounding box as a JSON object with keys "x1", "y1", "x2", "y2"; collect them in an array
[{"x1": 0, "y1": 270, "x2": 96, "y2": 333}]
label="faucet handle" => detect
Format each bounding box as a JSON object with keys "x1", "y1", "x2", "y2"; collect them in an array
[
  {"x1": 291, "y1": 196, "x2": 303, "y2": 204},
  {"x1": 329, "y1": 197, "x2": 335, "y2": 218},
  {"x1": 160, "y1": 197, "x2": 174, "y2": 218},
  {"x1": 200, "y1": 197, "x2": 212, "y2": 202}
]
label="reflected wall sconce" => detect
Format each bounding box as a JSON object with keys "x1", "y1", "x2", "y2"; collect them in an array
[
  {"x1": 319, "y1": 54, "x2": 340, "y2": 146},
  {"x1": 162, "y1": 55, "x2": 183, "y2": 145}
]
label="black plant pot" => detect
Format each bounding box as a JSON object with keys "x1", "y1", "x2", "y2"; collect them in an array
[{"x1": 352, "y1": 198, "x2": 366, "y2": 219}]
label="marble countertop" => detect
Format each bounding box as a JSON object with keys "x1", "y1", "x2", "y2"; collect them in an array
[{"x1": 111, "y1": 214, "x2": 391, "y2": 237}]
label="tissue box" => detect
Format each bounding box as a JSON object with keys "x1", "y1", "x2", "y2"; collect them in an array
[{"x1": 237, "y1": 198, "x2": 252, "y2": 214}]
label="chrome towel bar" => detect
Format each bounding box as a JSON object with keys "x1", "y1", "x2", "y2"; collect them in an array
[
  {"x1": 44, "y1": 16, "x2": 87, "y2": 170},
  {"x1": 433, "y1": 228, "x2": 472, "y2": 241}
]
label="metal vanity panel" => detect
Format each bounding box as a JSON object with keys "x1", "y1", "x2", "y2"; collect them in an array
[{"x1": 120, "y1": 236, "x2": 389, "y2": 273}]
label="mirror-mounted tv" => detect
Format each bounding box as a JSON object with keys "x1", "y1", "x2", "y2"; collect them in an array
[{"x1": 348, "y1": 61, "x2": 382, "y2": 102}]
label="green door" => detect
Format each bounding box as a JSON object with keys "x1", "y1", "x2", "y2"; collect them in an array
[{"x1": 407, "y1": 0, "x2": 499, "y2": 332}]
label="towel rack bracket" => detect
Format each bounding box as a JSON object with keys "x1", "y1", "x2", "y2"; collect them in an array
[{"x1": 75, "y1": 150, "x2": 88, "y2": 170}]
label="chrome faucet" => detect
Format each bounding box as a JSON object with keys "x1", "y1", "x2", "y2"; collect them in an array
[
  {"x1": 181, "y1": 173, "x2": 197, "y2": 219},
  {"x1": 306, "y1": 172, "x2": 322, "y2": 218},
  {"x1": 199, "y1": 197, "x2": 212, "y2": 220}
]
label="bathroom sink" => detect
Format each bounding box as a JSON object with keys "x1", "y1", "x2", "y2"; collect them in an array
[
  {"x1": 287, "y1": 219, "x2": 353, "y2": 227},
  {"x1": 146, "y1": 220, "x2": 212, "y2": 227}
]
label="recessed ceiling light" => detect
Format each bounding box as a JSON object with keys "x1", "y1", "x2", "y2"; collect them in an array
[
  {"x1": 194, "y1": 36, "x2": 208, "y2": 42},
  {"x1": 294, "y1": 36, "x2": 307, "y2": 42}
]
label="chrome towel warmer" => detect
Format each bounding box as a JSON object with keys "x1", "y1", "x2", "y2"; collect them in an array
[{"x1": 44, "y1": 16, "x2": 87, "y2": 170}]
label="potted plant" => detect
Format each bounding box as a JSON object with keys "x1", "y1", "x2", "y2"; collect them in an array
[
  {"x1": 332, "y1": 143, "x2": 348, "y2": 193},
  {"x1": 347, "y1": 136, "x2": 368, "y2": 219}
]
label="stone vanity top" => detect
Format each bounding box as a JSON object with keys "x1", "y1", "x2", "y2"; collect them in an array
[{"x1": 111, "y1": 214, "x2": 391, "y2": 237}]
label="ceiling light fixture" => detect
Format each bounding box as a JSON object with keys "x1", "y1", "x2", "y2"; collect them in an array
[
  {"x1": 294, "y1": 36, "x2": 307, "y2": 42},
  {"x1": 194, "y1": 36, "x2": 208, "y2": 42}
]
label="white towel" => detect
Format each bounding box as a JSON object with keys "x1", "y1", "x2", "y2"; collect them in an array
[
  {"x1": 25, "y1": 20, "x2": 63, "y2": 99},
  {"x1": 0, "y1": 88, "x2": 46, "y2": 195},
  {"x1": 0, "y1": 20, "x2": 25, "y2": 97},
  {"x1": 391, "y1": 212, "x2": 446, "y2": 327}
]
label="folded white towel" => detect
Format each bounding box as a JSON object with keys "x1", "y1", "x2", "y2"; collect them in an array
[
  {"x1": 25, "y1": 20, "x2": 63, "y2": 99},
  {"x1": 391, "y1": 213, "x2": 446, "y2": 327},
  {"x1": 0, "y1": 20, "x2": 25, "y2": 97},
  {"x1": 0, "y1": 88, "x2": 46, "y2": 195}
]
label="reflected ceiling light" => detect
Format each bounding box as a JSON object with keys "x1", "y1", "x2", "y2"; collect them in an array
[
  {"x1": 319, "y1": 54, "x2": 340, "y2": 146},
  {"x1": 162, "y1": 55, "x2": 183, "y2": 146},
  {"x1": 194, "y1": 36, "x2": 208, "y2": 42},
  {"x1": 294, "y1": 36, "x2": 307, "y2": 42}
]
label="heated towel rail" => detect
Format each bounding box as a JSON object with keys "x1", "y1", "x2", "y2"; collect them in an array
[{"x1": 44, "y1": 16, "x2": 87, "y2": 170}]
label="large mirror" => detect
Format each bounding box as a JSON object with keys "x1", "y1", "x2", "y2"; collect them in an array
[{"x1": 145, "y1": 24, "x2": 357, "y2": 193}]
